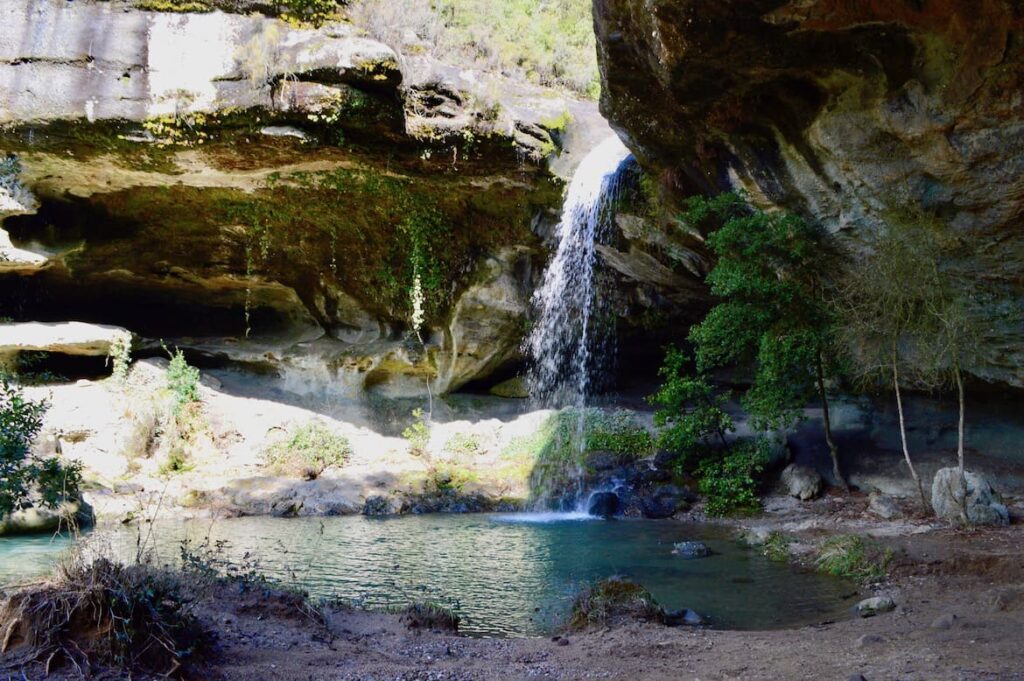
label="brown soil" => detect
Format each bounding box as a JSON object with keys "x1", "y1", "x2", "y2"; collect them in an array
[{"x1": 4, "y1": 505, "x2": 1024, "y2": 681}]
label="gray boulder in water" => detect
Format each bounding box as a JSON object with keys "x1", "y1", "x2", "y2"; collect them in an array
[
  {"x1": 587, "y1": 491, "x2": 620, "y2": 517},
  {"x1": 672, "y1": 541, "x2": 711, "y2": 559},
  {"x1": 931, "y1": 468, "x2": 1009, "y2": 526},
  {"x1": 781, "y1": 464, "x2": 823, "y2": 501}
]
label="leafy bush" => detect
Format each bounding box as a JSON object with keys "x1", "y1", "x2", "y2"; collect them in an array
[
  {"x1": 696, "y1": 439, "x2": 769, "y2": 517},
  {"x1": 166, "y1": 349, "x2": 200, "y2": 415},
  {"x1": 761, "y1": 531, "x2": 791, "y2": 562},
  {"x1": 815, "y1": 535, "x2": 892, "y2": 583},
  {"x1": 402, "y1": 408, "x2": 431, "y2": 457},
  {"x1": 649, "y1": 346, "x2": 733, "y2": 466},
  {"x1": 0, "y1": 378, "x2": 82, "y2": 517},
  {"x1": 263, "y1": 422, "x2": 352, "y2": 479},
  {"x1": 567, "y1": 577, "x2": 665, "y2": 631}
]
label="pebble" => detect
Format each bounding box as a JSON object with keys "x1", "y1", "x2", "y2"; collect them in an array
[{"x1": 855, "y1": 634, "x2": 884, "y2": 648}]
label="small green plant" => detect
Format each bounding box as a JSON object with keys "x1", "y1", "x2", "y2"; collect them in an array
[
  {"x1": 278, "y1": 0, "x2": 338, "y2": 26},
  {"x1": 108, "y1": 331, "x2": 132, "y2": 383},
  {"x1": 444, "y1": 432, "x2": 481, "y2": 457},
  {"x1": 567, "y1": 577, "x2": 665, "y2": 631},
  {"x1": 263, "y1": 422, "x2": 352, "y2": 480},
  {"x1": 166, "y1": 348, "x2": 200, "y2": 414},
  {"x1": 0, "y1": 378, "x2": 82, "y2": 517},
  {"x1": 696, "y1": 439, "x2": 769, "y2": 517},
  {"x1": 815, "y1": 535, "x2": 892, "y2": 583},
  {"x1": 426, "y1": 460, "x2": 476, "y2": 493},
  {"x1": 762, "y1": 531, "x2": 791, "y2": 562},
  {"x1": 402, "y1": 408, "x2": 431, "y2": 457}
]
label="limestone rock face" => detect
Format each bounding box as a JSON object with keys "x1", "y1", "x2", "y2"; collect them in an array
[
  {"x1": 0, "y1": 0, "x2": 615, "y2": 395},
  {"x1": 931, "y1": 467, "x2": 1009, "y2": 526},
  {"x1": 595, "y1": 0, "x2": 1024, "y2": 387}
]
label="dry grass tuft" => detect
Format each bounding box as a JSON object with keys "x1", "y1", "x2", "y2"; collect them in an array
[{"x1": 0, "y1": 555, "x2": 209, "y2": 677}]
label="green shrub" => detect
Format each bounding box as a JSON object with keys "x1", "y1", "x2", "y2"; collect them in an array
[
  {"x1": 567, "y1": 577, "x2": 665, "y2": 631},
  {"x1": 761, "y1": 531, "x2": 791, "y2": 562},
  {"x1": 0, "y1": 378, "x2": 82, "y2": 517},
  {"x1": 444, "y1": 432, "x2": 481, "y2": 456},
  {"x1": 815, "y1": 535, "x2": 892, "y2": 583},
  {"x1": 649, "y1": 346, "x2": 733, "y2": 468},
  {"x1": 263, "y1": 422, "x2": 352, "y2": 479},
  {"x1": 402, "y1": 408, "x2": 431, "y2": 457},
  {"x1": 696, "y1": 439, "x2": 769, "y2": 517},
  {"x1": 166, "y1": 349, "x2": 200, "y2": 414}
]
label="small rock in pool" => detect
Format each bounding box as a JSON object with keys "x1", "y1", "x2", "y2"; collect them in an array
[
  {"x1": 672, "y1": 541, "x2": 711, "y2": 559},
  {"x1": 854, "y1": 596, "x2": 895, "y2": 617},
  {"x1": 665, "y1": 608, "x2": 704, "y2": 626}
]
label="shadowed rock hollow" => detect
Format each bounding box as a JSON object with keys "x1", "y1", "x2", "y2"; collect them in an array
[{"x1": 594, "y1": 0, "x2": 1024, "y2": 388}]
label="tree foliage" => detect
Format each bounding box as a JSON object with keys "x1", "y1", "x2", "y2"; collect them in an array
[
  {"x1": 0, "y1": 378, "x2": 82, "y2": 517},
  {"x1": 649, "y1": 346, "x2": 732, "y2": 462},
  {"x1": 681, "y1": 193, "x2": 846, "y2": 483}
]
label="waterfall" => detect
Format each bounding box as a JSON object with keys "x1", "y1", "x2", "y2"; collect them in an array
[
  {"x1": 524, "y1": 135, "x2": 634, "y2": 513},
  {"x1": 525, "y1": 135, "x2": 634, "y2": 409}
]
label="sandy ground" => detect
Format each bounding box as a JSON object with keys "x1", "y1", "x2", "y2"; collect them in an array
[{"x1": 6, "y1": 504, "x2": 1023, "y2": 681}]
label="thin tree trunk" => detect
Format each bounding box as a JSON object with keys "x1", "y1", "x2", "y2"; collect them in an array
[
  {"x1": 816, "y1": 351, "x2": 847, "y2": 491},
  {"x1": 892, "y1": 345, "x2": 928, "y2": 510},
  {"x1": 954, "y1": 360, "x2": 969, "y2": 524}
]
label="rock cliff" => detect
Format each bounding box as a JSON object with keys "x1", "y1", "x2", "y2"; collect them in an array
[
  {"x1": 0, "y1": 0, "x2": 616, "y2": 396},
  {"x1": 595, "y1": 0, "x2": 1024, "y2": 388}
]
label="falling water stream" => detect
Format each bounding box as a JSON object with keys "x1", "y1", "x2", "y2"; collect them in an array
[
  {"x1": 526, "y1": 135, "x2": 634, "y2": 407},
  {"x1": 525, "y1": 135, "x2": 635, "y2": 510}
]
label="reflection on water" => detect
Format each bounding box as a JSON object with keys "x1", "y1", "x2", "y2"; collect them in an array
[{"x1": 0, "y1": 515, "x2": 855, "y2": 636}]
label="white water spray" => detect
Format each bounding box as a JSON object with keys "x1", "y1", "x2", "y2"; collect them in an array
[{"x1": 525, "y1": 135, "x2": 634, "y2": 409}]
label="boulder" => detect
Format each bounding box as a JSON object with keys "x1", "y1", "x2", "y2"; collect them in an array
[
  {"x1": 854, "y1": 596, "x2": 895, "y2": 618},
  {"x1": 0, "y1": 500, "x2": 94, "y2": 536},
  {"x1": 665, "y1": 608, "x2": 704, "y2": 626},
  {"x1": 867, "y1": 493, "x2": 903, "y2": 521},
  {"x1": 781, "y1": 464, "x2": 823, "y2": 501},
  {"x1": 639, "y1": 484, "x2": 687, "y2": 519},
  {"x1": 672, "y1": 541, "x2": 711, "y2": 559},
  {"x1": 489, "y1": 376, "x2": 530, "y2": 399},
  {"x1": 0, "y1": 322, "x2": 131, "y2": 359},
  {"x1": 362, "y1": 495, "x2": 400, "y2": 517},
  {"x1": 931, "y1": 468, "x2": 1009, "y2": 526},
  {"x1": 587, "y1": 491, "x2": 620, "y2": 517}
]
